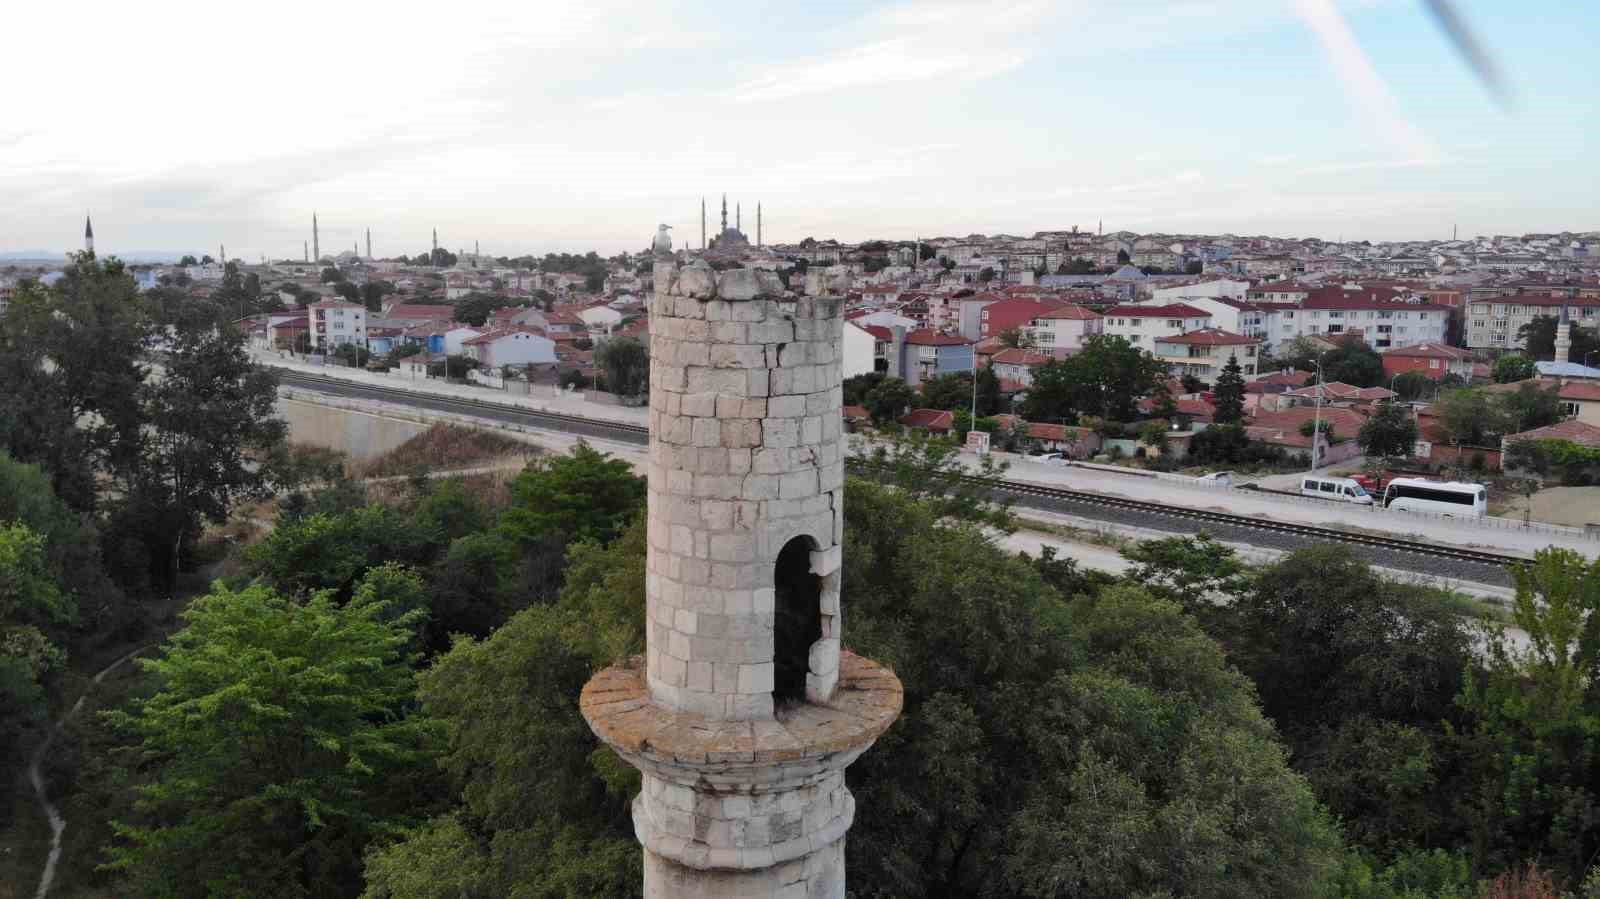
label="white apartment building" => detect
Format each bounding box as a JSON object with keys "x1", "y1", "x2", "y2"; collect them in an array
[
  {"x1": 1023, "y1": 305, "x2": 1103, "y2": 358},
  {"x1": 308, "y1": 300, "x2": 367, "y2": 351},
  {"x1": 1136, "y1": 296, "x2": 1264, "y2": 342},
  {"x1": 1268, "y1": 296, "x2": 1447, "y2": 351},
  {"x1": 1465, "y1": 294, "x2": 1600, "y2": 351},
  {"x1": 1102, "y1": 303, "x2": 1212, "y2": 348}
]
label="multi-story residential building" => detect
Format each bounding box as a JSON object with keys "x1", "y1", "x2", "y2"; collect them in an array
[
  {"x1": 988, "y1": 348, "x2": 1055, "y2": 388},
  {"x1": 1266, "y1": 288, "x2": 1449, "y2": 351},
  {"x1": 1136, "y1": 295, "x2": 1264, "y2": 342},
  {"x1": 842, "y1": 320, "x2": 883, "y2": 378},
  {"x1": 1102, "y1": 303, "x2": 1212, "y2": 348},
  {"x1": 1151, "y1": 329, "x2": 1262, "y2": 385},
  {"x1": 888, "y1": 329, "x2": 975, "y2": 387},
  {"x1": 1023, "y1": 305, "x2": 1103, "y2": 357},
  {"x1": 977, "y1": 298, "x2": 1067, "y2": 341},
  {"x1": 307, "y1": 300, "x2": 367, "y2": 351},
  {"x1": 1464, "y1": 294, "x2": 1600, "y2": 350}
]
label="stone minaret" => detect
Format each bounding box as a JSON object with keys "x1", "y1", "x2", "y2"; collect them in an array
[
  {"x1": 582, "y1": 259, "x2": 901, "y2": 898},
  {"x1": 313, "y1": 212, "x2": 320, "y2": 263},
  {"x1": 366, "y1": 228, "x2": 372, "y2": 259},
  {"x1": 304, "y1": 240, "x2": 309, "y2": 262},
  {"x1": 84, "y1": 215, "x2": 94, "y2": 254}
]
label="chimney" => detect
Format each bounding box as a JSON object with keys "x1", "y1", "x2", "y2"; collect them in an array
[{"x1": 1555, "y1": 305, "x2": 1573, "y2": 364}]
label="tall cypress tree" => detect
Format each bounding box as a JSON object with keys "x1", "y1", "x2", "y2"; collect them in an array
[{"x1": 1213, "y1": 354, "x2": 1246, "y2": 424}]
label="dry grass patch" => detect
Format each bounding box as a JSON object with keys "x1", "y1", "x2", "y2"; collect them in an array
[{"x1": 359, "y1": 424, "x2": 538, "y2": 479}]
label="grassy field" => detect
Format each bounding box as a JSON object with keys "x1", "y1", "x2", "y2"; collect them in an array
[{"x1": 358, "y1": 423, "x2": 537, "y2": 479}]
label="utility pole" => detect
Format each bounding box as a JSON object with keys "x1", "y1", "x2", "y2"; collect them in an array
[{"x1": 1310, "y1": 358, "x2": 1325, "y2": 472}]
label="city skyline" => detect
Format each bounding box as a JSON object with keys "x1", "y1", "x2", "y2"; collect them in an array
[{"x1": 3, "y1": 0, "x2": 1596, "y2": 259}]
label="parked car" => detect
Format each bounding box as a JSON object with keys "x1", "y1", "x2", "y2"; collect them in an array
[
  {"x1": 1038, "y1": 452, "x2": 1070, "y2": 466},
  {"x1": 1197, "y1": 471, "x2": 1233, "y2": 487}
]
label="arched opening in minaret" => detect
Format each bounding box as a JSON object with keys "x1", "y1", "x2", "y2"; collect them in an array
[{"x1": 773, "y1": 536, "x2": 822, "y2": 706}]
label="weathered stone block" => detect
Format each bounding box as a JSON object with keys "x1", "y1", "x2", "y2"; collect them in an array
[
  {"x1": 678, "y1": 264, "x2": 718, "y2": 299},
  {"x1": 718, "y1": 268, "x2": 760, "y2": 300}
]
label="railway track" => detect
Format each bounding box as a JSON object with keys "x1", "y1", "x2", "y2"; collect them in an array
[
  {"x1": 945, "y1": 472, "x2": 1523, "y2": 570},
  {"x1": 269, "y1": 365, "x2": 1527, "y2": 573}
]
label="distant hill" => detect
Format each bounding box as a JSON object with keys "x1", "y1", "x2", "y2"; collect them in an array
[{"x1": 0, "y1": 250, "x2": 195, "y2": 264}]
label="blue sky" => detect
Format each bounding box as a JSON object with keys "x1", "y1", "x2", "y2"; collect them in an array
[{"x1": 2, "y1": 0, "x2": 1594, "y2": 259}]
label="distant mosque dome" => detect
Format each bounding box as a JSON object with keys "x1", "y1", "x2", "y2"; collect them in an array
[{"x1": 652, "y1": 224, "x2": 673, "y2": 253}]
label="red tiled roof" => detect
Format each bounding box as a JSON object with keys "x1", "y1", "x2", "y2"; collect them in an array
[
  {"x1": 855, "y1": 323, "x2": 893, "y2": 341},
  {"x1": 1508, "y1": 420, "x2": 1600, "y2": 448},
  {"x1": 989, "y1": 348, "x2": 1054, "y2": 366},
  {"x1": 1559, "y1": 381, "x2": 1600, "y2": 402},
  {"x1": 1032, "y1": 304, "x2": 1102, "y2": 321},
  {"x1": 1469, "y1": 293, "x2": 1600, "y2": 309},
  {"x1": 384, "y1": 304, "x2": 457, "y2": 319},
  {"x1": 1253, "y1": 369, "x2": 1314, "y2": 387},
  {"x1": 1381, "y1": 342, "x2": 1472, "y2": 360},
  {"x1": 1300, "y1": 286, "x2": 1448, "y2": 312},
  {"x1": 1154, "y1": 327, "x2": 1258, "y2": 346},
  {"x1": 1249, "y1": 406, "x2": 1370, "y2": 436},
  {"x1": 905, "y1": 329, "x2": 973, "y2": 347},
  {"x1": 1104, "y1": 303, "x2": 1210, "y2": 318},
  {"x1": 899, "y1": 408, "x2": 954, "y2": 431}
]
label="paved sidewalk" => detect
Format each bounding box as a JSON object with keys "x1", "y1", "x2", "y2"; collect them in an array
[{"x1": 253, "y1": 349, "x2": 650, "y2": 427}]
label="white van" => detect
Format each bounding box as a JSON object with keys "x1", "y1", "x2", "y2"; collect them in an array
[{"x1": 1299, "y1": 476, "x2": 1374, "y2": 505}]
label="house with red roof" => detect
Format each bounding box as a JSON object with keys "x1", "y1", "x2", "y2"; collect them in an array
[
  {"x1": 977, "y1": 298, "x2": 1069, "y2": 341},
  {"x1": 890, "y1": 330, "x2": 976, "y2": 386},
  {"x1": 1150, "y1": 328, "x2": 1262, "y2": 386},
  {"x1": 1024, "y1": 304, "x2": 1103, "y2": 357},
  {"x1": 1246, "y1": 405, "x2": 1369, "y2": 464},
  {"x1": 989, "y1": 347, "x2": 1054, "y2": 388},
  {"x1": 899, "y1": 408, "x2": 954, "y2": 433},
  {"x1": 1380, "y1": 342, "x2": 1475, "y2": 381}
]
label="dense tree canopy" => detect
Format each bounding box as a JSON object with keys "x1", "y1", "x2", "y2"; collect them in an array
[
  {"x1": 1021, "y1": 335, "x2": 1168, "y2": 423},
  {"x1": 106, "y1": 578, "x2": 444, "y2": 897}
]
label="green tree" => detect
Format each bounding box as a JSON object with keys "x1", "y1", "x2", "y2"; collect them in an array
[
  {"x1": 1212, "y1": 354, "x2": 1246, "y2": 423},
  {"x1": 334, "y1": 281, "x2": 361, "y2": 303},
  {"x1": 865, "y1": 376, "x2": 916, "y2": 422},
  {"x1": 1022, "y1": 335, "x2": 1167, "y2": 422},
  {"x1": 246, "y1": 504, "x2": 440, "y2": 599},
  {"x1": 998, "y1": 327, "x2": 1030, "y2": 348},
  {"x1": 1276, "y1": 336, "x2": 1326, "y2": 375},
  {"x1": 105, "y1": 579, "x2": 443, "y2": 898},
  {"x1": 1116, "y1": 248, "x2": 1131, "y2": 264},
  {"x1": 452, "y1": 293, "x2": 504, "y2": 327},
  {"x1": 1501, "y1": 381, "x2": 1564, "y2": 434},
  {"x1": 498, "y1": 444, "x2": 645, "y2": 548},
  {"x1": 125, "y1": 302, "x2": 286, "y2": 585},
  {"x1": 919, "y1": 372, "x2": 974, "y2": 411},
  {"x1": 1492, "y1": 354, "x2": 1537, "y2": 384},
  {"x1": 0, "y1": 522, "x2": 71, "y2": 747},
  {"x1": 841, "y1": 480, "x2": 1343, "y2": 896},
  {"x1": 1391, "y1": 371, "x2": 1434, "y2": 402},
  {"x1": 1119, "y1": 533, "x2": 1249, "y2": 620},
  {"x1": 179, "y1": 255, "x2": 198, "y2": 266},
  {"x1": 1359, "y1": 401, "x2": 1420, "y2": 459},
  {"x1": 1322, "y1": 335, "x2": 1385, "y2": 387},
  {"x1": 595, "y1": 336, "x2": 648, "y2": 397},
  {"x1": 843, "y1": 372, "x2": 886, "y2": 407},
  {"x1": 1436, "y1": 387, "x2": 1508, "y2": 446},
  {"x1": 1458, "y1": 549, "x2": 1600, "y2": 881},
  {"x1": 978, "y1": 266, "x2": 996, "y2": 283},
  {"x1": 1, "y1": 255, "x2": 152, "y2": 503},
  {"x1": 361, "y1": 523, "x2": 647, "y2": 899},
  {"x1": 321, "y1": 266, "x2": 345, "y2": 283}
]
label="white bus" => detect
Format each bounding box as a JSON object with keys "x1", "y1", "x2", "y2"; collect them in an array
[
  {"x1": 1381, "y1": 478, "x2": 1488, "y2": 518},
  {"x1": 1299, "y1": 476, "x2": 1374, "y2": 505}
]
